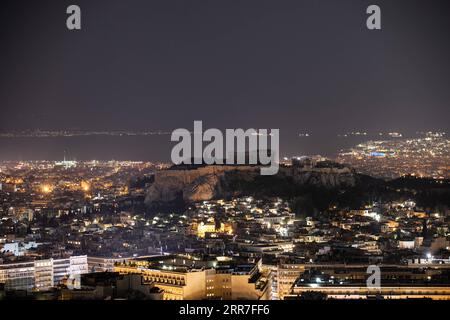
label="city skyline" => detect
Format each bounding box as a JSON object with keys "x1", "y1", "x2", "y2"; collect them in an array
[{"x1": 1, "y1": 0, "x2": 449, "y2": 307}]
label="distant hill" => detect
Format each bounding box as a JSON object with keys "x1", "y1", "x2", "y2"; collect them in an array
[
  {"x1": 145, "y1": 161, "x2": 379, "y2": 211},
  {"x1": 144, "y1": 162, "x2": 450, "y2": 216}
]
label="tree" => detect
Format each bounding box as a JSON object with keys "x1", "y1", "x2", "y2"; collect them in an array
[{"x1": 299, "y1": 291, "x2": 327, "y2": 300}]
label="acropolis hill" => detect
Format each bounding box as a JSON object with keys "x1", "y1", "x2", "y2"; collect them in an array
[{"x1": 145, "y1": 159, "x2": 358, "y2": 205}]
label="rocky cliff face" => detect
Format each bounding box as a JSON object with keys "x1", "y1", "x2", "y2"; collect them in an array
[
  {"x1": 182, "y1": 174, "x2": 222, "y2": 202},
  {"x1": 145, "y1": 175, "x2": 185, "y2": 203},
  {"x1": 145, "y1": 163, "x2": 358, "y2": 206},
  {"x1": 145, "y1": 166, "x2": 249, "y2": 206},
  {"x1": 291, "y1": 168, "x2": 356, "y2": 188}
]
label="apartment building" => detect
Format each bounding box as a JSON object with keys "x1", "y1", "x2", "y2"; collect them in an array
[
  {"x1": 114, "y1": 255, "x2": 271, "y2": 300},
  {"x1": 0, "y1": 255, "x2": 88, "y2": 291}
]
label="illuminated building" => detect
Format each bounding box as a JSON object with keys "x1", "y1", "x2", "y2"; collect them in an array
[
  {"x1": 55, "y1": 159, "x2": 77, "y2": 169},
  {"x1": 87, "y1": 257, "x2": 131, "y2": 273},
  {"x1": 0, "y1": 241, "x2": 40, "y2": 256},
  {"x1": 195, "y1": 218, "x2": 234, "y2": 238},
  {"x1": 0, "y1": 256, "x2": 89, "y2": 291},
  {"x1": 288, "y1": 281, "x2": 450, "y2": 300},
  {"x1": 114, "y1": 255, "x2": 270, "y2": 300},
  {"x1": 277, "y1": 263, "x2": 305, "y2": 300},
  {"x1": 197, "y1": 220, "x2": 216, "y2": 238},
  {"x1": 283, "y1": 264, "x2": 450, "y2": 300}
]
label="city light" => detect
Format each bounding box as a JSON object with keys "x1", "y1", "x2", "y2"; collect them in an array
[
  {"x1": 81, "y1": 181, "x2": 90, "y2": 192},
  {"x1": 40, "y1": 184, "x2": 53, "y2": 194}
]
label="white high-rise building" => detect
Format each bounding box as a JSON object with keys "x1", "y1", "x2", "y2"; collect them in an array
[{"x1": 0, "y1": 255, "x2": 89, "y2": 291}]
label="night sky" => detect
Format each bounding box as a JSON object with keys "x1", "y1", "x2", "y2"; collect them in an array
[{"x1": 1, "y1": 0, "x2": 449, "y2": 137}]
